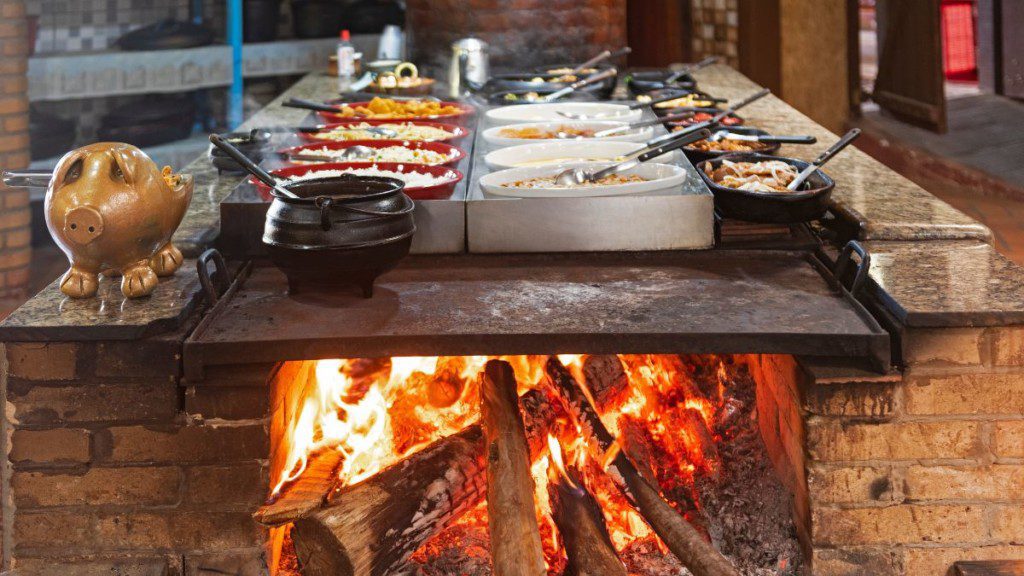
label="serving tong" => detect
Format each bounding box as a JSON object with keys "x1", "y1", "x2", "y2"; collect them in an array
[
  {"x1": 254, "y1": 125, "x2": 398, "y2": 139},
  {"x1": 587, "y1": 111, "x2": 696, "y2": 138},
  {"x1": 786, "y1": 129, "x2": 861, "y2": 191},
  {"x1": 553, "y1": 128, "x2": 711, "y2": 187},
  {"x1": 286, "y1": 145, "x2": 376, "y2": 164},
  {"x1": 646, "y1": 87, "x2": 771, "y2": 147},
  {"x1": 709, "y1": 130, "x2": 816, "y2": 144},
  {"x1": 541, "y1": 68, "x2": 618, "y2": 102}
]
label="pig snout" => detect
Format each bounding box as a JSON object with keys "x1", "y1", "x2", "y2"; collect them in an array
[{"x1": 64, "y1": 206, "x2": 104, "y2": 245}]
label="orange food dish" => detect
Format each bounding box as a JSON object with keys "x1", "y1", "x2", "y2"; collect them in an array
[{"x1": 331, "y1": 97, "x2": 462, "y2": 120}]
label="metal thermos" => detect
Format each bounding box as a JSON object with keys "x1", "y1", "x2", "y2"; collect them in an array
[{"x1": 448, "y1": 37, "x2": 489, "y2": 98}]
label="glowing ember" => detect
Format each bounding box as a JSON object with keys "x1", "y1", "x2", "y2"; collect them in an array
[{"x1": 268, "y1": 354, "x2": 792, "y2": 575}]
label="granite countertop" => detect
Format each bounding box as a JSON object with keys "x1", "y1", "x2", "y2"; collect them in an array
[
  {"x1": 691, "y1": 64, "x2": 992, "y2": 243},
  {"x1": 4, "y1": 66, "x2": 1023, "y2": 342}
]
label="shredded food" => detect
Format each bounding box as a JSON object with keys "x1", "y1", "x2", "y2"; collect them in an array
[
  {"x1": 312, "y1": 122, "x2": 454, "y2": 141},
  {"x1": 503, "y1": 173, "x2": 646, "y2": 189},
  {"x1": 654, "y1": 94, "x2": 717, "y2": 108},
  {"x1": 161, "y1": 166, "x2": 181, "y2": 187},
  {"x1": 295, "y1": 145, "x2": 454, "y2": 165},
  {"x1": 703, "y1": 160, "x2": 800, "y2": 193},
  {"x1": 282, "y1": 166, "x2": 453, "y2": 189},
  {"x1": 499, "y1": 125, "x2": 598, "y2": 139},
  {"x1": 330, "y1": 97, "x2": 461, "y2": 119},
  {"x1": 546, "y1": 67, "x2": 597, "y2": 75},
  {"x1": 689, "y1": 138, "x2": 770, "y2": 153}
]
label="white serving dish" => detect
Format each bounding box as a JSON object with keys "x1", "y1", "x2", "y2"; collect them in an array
[
  {"x1": 484, "y1": 140, "x2": 678, "y2": 171},
  {"x1": 482, "y1": 121, "x2": 654, "y2": 148},
  {"x1": 478, "y1": 162, "x2": 687, "y2": 198},
  {"x1": 485, "y1": 102, "x2": 644, "y2": 126}
]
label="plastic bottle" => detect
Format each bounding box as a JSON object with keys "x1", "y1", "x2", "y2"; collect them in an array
[{"x1": 337, "y1": 29, "x2": 355, "y2": 91}]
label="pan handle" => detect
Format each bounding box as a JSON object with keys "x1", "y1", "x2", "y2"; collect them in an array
[
  {"x1": 833, "y1": 240, "x2": 871, "y2": 296},
  {"x1": 315, "y1": 194, "x2": 416, "y2": 230},
  {"x1": 196, "y1": 249, "x2": 230, "y2": 305}
]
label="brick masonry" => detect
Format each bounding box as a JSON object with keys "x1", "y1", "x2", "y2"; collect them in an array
[
  {"x1": 0, "y1": 337, "x2": 270, "y2": 573},
  {"x1": 405, "y1": 0, "x2": 627, "y2": 76},
  {"x1": 0, "y1": 0, "x2": 32, "y2": 298}
]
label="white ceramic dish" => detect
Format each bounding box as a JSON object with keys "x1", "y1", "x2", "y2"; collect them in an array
[
  {"x1": 478, "y1": 162, "x2": 687, "y2": 198},
  {"x1": 485, "y1": 102, "x2": 644, "y2": 126},
  {"x1": 482, "y1": 121, "x2": 654, "y2": 148},
  {"x1": 484, "y1": 140, "x2": 678, "y2": 171}
]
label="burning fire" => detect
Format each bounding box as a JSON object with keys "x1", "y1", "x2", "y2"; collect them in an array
[{"x1": 269, "y1": 354, "x2": 734, "y2": 573}]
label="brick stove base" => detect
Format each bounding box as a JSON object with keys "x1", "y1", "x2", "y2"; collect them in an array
[{"x1": 2, "y1": 328, "x2": 1023, "y2": 574}]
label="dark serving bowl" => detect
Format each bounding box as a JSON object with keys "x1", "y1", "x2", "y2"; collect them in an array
[
  {"x1": 695, "y1": 152, "x2": 835, "y2": 224},
  {"x1": 683, "y1": 127, "x2": 780, "y2": 164},
  {"x1": 486, "y1": 89, "x2": 599, "y2": 106},
  {"x1": 209, "y1": 130, "x2": 272, "y2": 172},
  {"x1": 626, "y1": 70, "x2": 698, "y2": 95},
  {"x1": 262, "y1": 175, "x2": 416, "y2": 296},
  {"x1": 481, "y1": 75, "x2": 613, "y2": 99}
]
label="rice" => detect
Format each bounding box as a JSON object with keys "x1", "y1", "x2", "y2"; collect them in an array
[
  {"x1": 282, "y1": 166, "x2": 451, "y2": 188},
  {"x1": 301, "y1": 145, "x2": 453, "y2": 165},
  {"x1": 312, "y1": 122, "x2": 454, "y2": 141}
]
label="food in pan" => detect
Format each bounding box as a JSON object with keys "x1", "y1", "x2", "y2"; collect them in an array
[
  {"x1": 502, "y1": 173, "x2": 646, "y2": 189},
  {"x1": 702, "y1": 160, "x2": 800, "y2": 193},
  {"x1": 652, "y1": 94, "x2": 717, "y2": 108},
  {"x1": 670, "y1": 111, "x2": 743, "y2": 128},
  {"x1": 330, "y1": 97, "x2": 462, "y2": 119},
  {"x1": 546, "y1": 67, "x2": 598, "y2": 75},
  {"x1": 502, "y1": 92, "x2": 543, "y2": 103},
  {"x1": 294, "y1": 145, "x2": 455, "y2": 165},
  {"x1": 311, "y1": 122, "x2": 454, "y2": 141},
  {"x1": 688, "y1": 137, "x2": 771, "y2": 153},
  {"x1": 283, "y1": 167, "x2": 452, "y2": 188},
  {"x1": 498, "y1": 125, "x2": 597, "y2": 139}
]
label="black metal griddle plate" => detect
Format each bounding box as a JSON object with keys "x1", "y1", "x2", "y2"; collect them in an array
[{"x1": 183, "y1": 251, "x2": 890, "y2": 380}]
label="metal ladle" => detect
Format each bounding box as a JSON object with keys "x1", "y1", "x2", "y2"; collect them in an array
[
  {"x1": 209, "y1": 134, "x2": 300, "y2": 199},
  {"x1": 553, "y1": 128, "x2": 710, "y2": 187}
]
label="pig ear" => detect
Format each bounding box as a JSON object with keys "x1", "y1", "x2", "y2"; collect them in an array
[
  {"x1": 53, "y1": 150, "x2": 86, "y2": 188},
  {"x1": 108, "y1": 147, "x2": 136, "y2": 186}
]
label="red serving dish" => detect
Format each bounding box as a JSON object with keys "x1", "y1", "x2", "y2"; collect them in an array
[
  {"x1": 278, "y1": 139, "x2": 466, "y2": 169},
  {"x1": 318, "y1": 100, "x2": 476, "y2": 125},
  {"x1": 297, "y1": 120, "x2": 472, "y2": 146},
  {"x1": 254, "y1": 161, "x2": 464, "y2": 201}
]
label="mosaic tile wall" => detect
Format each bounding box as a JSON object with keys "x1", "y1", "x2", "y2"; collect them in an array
[
  {"x1": 25, "y1": 0, "x2": 191, "y2": 53},
  {"x1": 690, "y1": 0, "x2": 739, "y2": 67}
]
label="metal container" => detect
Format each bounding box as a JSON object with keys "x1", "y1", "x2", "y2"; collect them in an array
[{"x1": 448, "y1": 37, "x2": 490, "y2": 98}]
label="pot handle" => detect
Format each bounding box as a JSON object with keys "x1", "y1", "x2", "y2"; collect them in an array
[
  {"x1": 315, "y1": 196, "x2": 335, "y2": 231},
  {"x1": 315, "y1": 194, "x2": 416, "y2": 225}
]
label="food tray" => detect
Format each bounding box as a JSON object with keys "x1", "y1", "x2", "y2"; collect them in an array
[{"x1": 465, "y1": 107, "x2": 714, "y2": 253}]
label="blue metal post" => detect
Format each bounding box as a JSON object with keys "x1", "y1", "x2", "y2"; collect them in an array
[{"x1": 227, "y1": 0, "x2": 244, "y2": 128}]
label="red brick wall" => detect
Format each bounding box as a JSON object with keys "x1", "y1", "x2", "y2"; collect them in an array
[
  {"x1": 0, "y1": 0, "x2": 31, "y2": 298},
  {"x1": 406, "y1": 0, "x2": 627, "y2": 75}
]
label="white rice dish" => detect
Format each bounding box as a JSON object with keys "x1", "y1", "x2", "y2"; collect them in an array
[
  {"x1": 312, "y1": 122, "x2": 453, "y2": 141},
  {"x1": 298, "y1": 145, "x2": 453, "y2": 165},
  {"x1": 282, "y1": 166, "x2": 450, "y2": 188}
]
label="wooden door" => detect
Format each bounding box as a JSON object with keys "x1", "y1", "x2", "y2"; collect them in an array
[
  {"x1": 626, "y1": 0, "x2": 691, "y2": 67},
  {"x1": 873, "y1": 0, "x2": 947, "y2": 132},
  {"x1": 1001, "y1": 0, "x2": 1024, "y2": 98}
]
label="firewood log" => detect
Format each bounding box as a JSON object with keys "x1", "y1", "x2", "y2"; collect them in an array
[
  {"x1": 480, "y1": 359, "x2": 547, "y2": 576},
  {"x1": 679, "y1": 407, "x2": 721, "y2": 475},
  {"x1": 255, "y1": 448, "x2": 344, "y2": 526},
  {"x1": 289, "y1": 387, "x2": 556, "y2": 576},
  {"x1": 582, "y1": 354, "x2": 631, "y2": 413},
  {"x1": 544, "y1": 357, "x2": 740, "y2": 576},
  {"x1": 549, "y1": 465, "x2": 628, "y2": 576}
]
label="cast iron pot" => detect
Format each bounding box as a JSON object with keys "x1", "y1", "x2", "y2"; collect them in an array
[
  {"x1": 209, "y1": 131, "x2": 271, "y2": 173},
  {"x1": 695, "y1": 152, "x2": 835, "y2": 224},
  {"x1": 486, "y1": 89, "x2": 599, "y2": 106},
  {"x1": 262, "y1": 175, "x2": 416, "y2": 296},
  {"x1": 626, "y1": 70, "x2": 697, "y2": 95},
  {"x1": 484, "y1": 73, "x2": 616, "y2": 99}
]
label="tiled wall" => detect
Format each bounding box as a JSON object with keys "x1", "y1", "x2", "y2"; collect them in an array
[
  {"x1": 25, "y1": 0, "x2": 192, "y2": 53},
  {"x1": 690, "y1": 0, "x2": 739, "y2": 67}
]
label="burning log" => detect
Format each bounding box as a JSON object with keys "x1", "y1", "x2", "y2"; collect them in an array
[
  {"x1": 255, "y1": 448, "x2": 344, "y2": 526},
  {"x1": 549, "y1": 462, "x2": 628, "y2": 576},
  {"x1": 582, "y1": 354, "x2": 631, "y2": 412},
  {"x1": 480, "y1": 359, "x2": 547, "y2": 576},
  {"x1": 286, "y1": 387, "x2": 556, "y2": 576},
  {"x1": 679, "y1": 407, "x2": 721, "y2": 475},
  {"x1": 544, "y1": 357, "x2": 740, "y2": 576}
]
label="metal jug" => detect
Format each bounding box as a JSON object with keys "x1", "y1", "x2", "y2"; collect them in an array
[{"x1": 448, "y1": 37, "x2": 489, "y2": 98}]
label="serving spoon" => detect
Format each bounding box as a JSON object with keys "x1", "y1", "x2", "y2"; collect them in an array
[
  {"x1": 786, "y1": 128, "x2": 861, "y2": 191},
  {"x1": 556, "y1": 90, "x2": 704, "y2": 120},
  {"x1": 209, "y1": 134, "x2": 300, "y2": 199},
  {"x1": 665, "y1": 56, "x2": 719, "y2": 84},
  {"x1": 709, "y1": 130, "x2": 817, "y2": 144},
  {"x1": 255, "y1": 125, "x2": 398, "y2": 139},
  {"x1": 644, "y1": 87, "x2": 772, "y2": 148},
  {"x1": 541, "y1": 68, "x2": 618, "y2": 102},
  {"x1": 587, "y1": 111, "x2": 696, "y2": 138},
  {"x1": 554, "y1": 128, "x2": 711, "y2": 187},
  {"x1": 566, "y1": 47, "x2": 632, "y2": 75}
]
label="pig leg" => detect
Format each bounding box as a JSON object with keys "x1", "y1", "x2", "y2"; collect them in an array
[
  {"x1": 59, "y1": 263, "x2": 100, "y2": 298},
  {"x1": 149, "y1": 242, "x2": 183, "y2": 277},
  {"x1": 120, "y1": 260, "x2": 159, "y2": 298}
]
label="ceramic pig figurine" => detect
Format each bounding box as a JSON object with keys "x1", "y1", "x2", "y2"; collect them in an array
[{"x1": 45, "y1": 142, "x2": 194, "y2": 298}]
